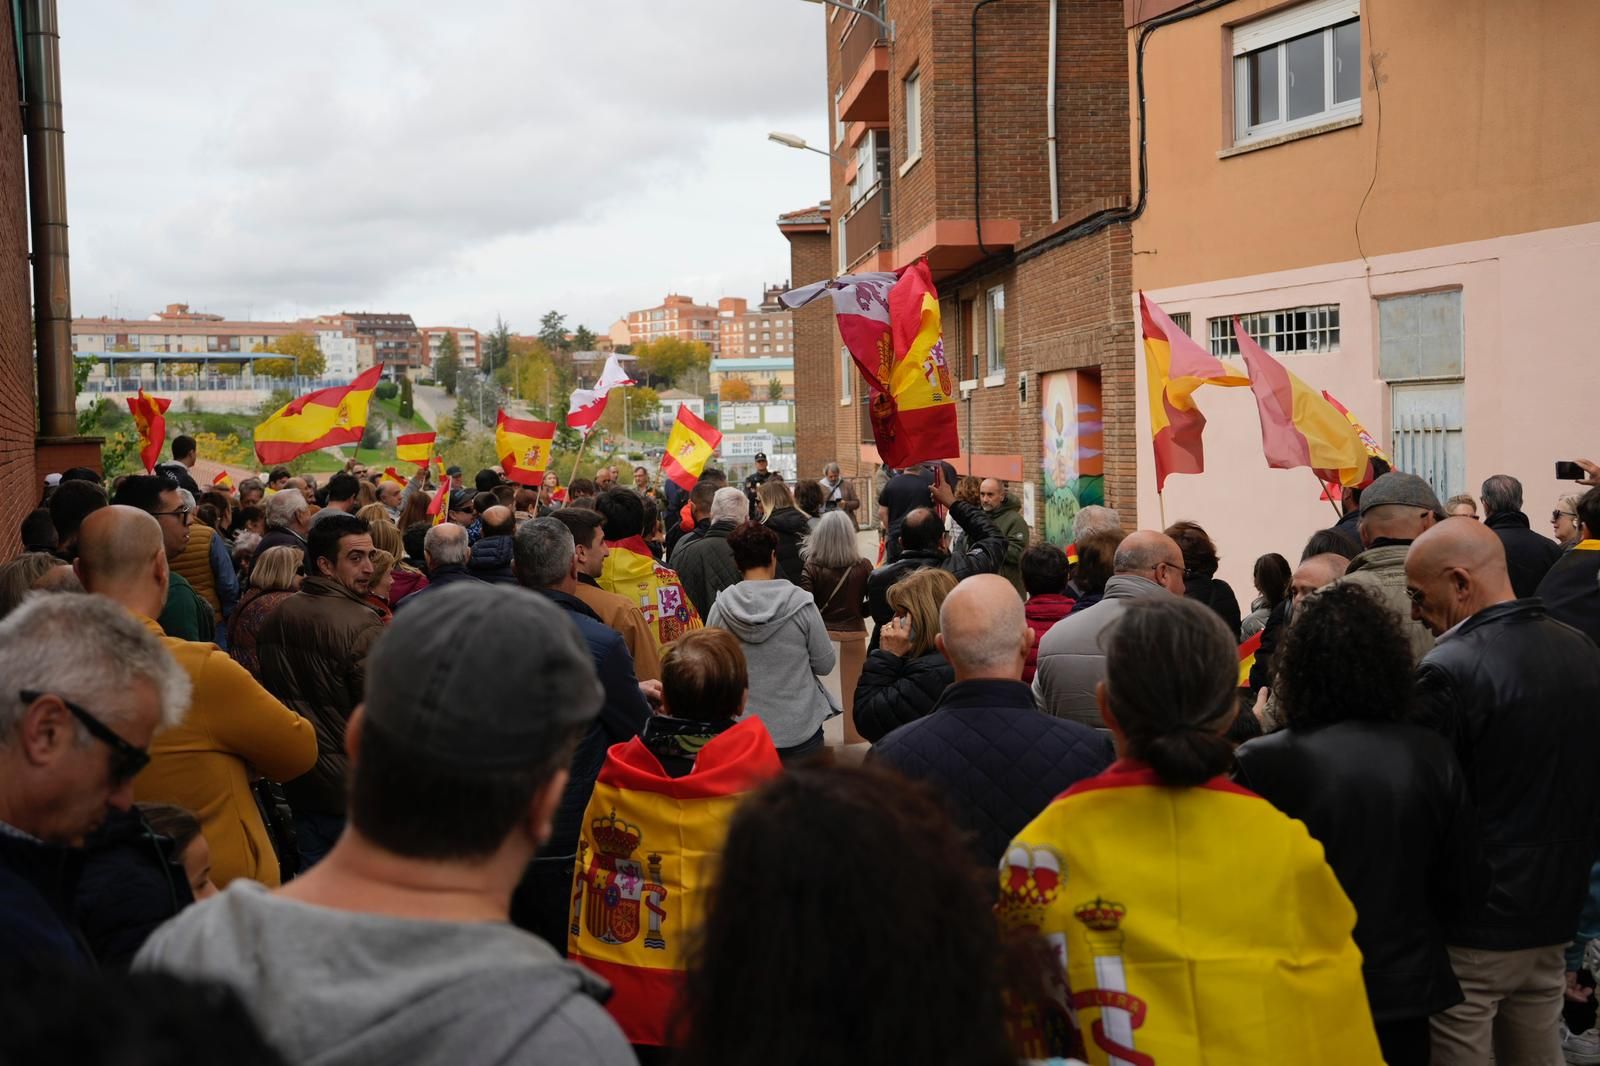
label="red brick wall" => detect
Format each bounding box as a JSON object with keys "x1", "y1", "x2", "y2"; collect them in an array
[
  {"x1": 787, "y1": 228, "x2": 847, "y2": 481},
  {"x1": 0, "y1": 0, "x2": 38, "y2": 558}
]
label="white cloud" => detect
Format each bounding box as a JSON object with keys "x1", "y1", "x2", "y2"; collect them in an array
[{"x1": 61, "y1": 0, "x2": 833, "y2": 331}]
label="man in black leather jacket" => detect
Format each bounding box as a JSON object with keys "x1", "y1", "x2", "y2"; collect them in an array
[
  {"x1": 866, "y1": 469, "x2": 1007, "y2": 630},
  {"x1": 1406, "y1": 518, "x2": 1600, "y2": 1065}
]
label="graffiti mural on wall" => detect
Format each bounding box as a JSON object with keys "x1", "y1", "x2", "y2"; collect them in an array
[{"x1": 1040, "y1": 370, "x2": 1105, "y2": 546}]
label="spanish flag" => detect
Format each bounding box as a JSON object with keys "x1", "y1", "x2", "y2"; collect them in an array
[
  {"x1": 427, "y1": 473, "x2": 451, "y2": 526},
  {"x1": 127, "y1": 389, "x2": 171, "y2": 473},
  {"x1": 253, "y1": 366, "x2": 383, "y2": 466},
  {"x1": 1141, "y1": 293, "x2": 1250, "y2": 492},
  {"x1": 1234, "y1": 321, "x2": 1369, "y2": 488},
  {"x1": 495, "y1": 410, "x2": 557, "y2": 486},
  {"x1": 600, "y1": 535, "x2": 703, "y2": 650},
  {"x1": 1238, "y1": 629, "x2": 1263, "y2": 687},
  {"x1": 211, "y1": 470, "x2": 235, "y2": 493},
  {"x1": 569, "y1": 718, "x2": 781, "y2": 1046},
  {"x1": 878, "y1": 258, "x2": 959, "y2": 466},
  {"x1": 1000, "y1": 762, "x2": 1382, "y2": 1064},
  {"x1": 660, "y1": 405, "x2": 721, "y2": 492},
  {"x1": 395, "y1": 431, "x2": 436, "y2": 467},
  {"x1": 380, "y1": 467, "x2": 407, "y2": 487}
]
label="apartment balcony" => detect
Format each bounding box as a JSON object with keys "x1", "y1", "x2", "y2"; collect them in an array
[
  {"x1": 894, "y1": 217, "x2": 1024, "y2": 279},
  {"x1": 838, "y1": 3, "x2": 888, "y2": 124},
  {"x1": 840, "y1": 180, "x2": 894, "y2": 272}
]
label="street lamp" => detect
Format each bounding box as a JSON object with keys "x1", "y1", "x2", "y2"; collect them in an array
[
  {"x1": 798, "y1": 0, "x2": 893, "y2": 39},
  {"x1": 767, "y1": 131, "x2": 849, "y2": 164}
]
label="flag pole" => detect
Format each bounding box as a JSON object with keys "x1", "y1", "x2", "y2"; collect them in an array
[
  {"x1": 569, "y1": 429, "x2": 592, "y2": 486},
  {"x1": 1157, "y1": 490, "x2": 1167, "y2": 530},
  {"x1": 1320, "y1": 473, "x2": 1345, "y2": 519}
]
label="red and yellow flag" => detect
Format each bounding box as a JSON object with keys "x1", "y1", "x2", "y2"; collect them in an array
[
  {"x1": 253, "y1": 366, "x2": 383, "y2": 466},
  {"x1": 1233, "y1": 321, "x2": 1369, "y2": 488},
  {"x1": 569, "y1": 718, "x2": 781, "y2": 1046},
  {"x1": 1237, "y1": 630, "x2": 1263, "y2": 687},
  {"x1": 660, "y1": 405, "x2": 722, "y2": 492},
  {"x1": 600, "y1": 535, "x2": 703, "y2": 649},
  {"x1": 395, "y1": 431, "x2": 436, "y2": 467},
  {"x1": 427, "y1": 474, "x2": 452, "y2": 526},
  {"x1": 126, "y1": 389, "x2": 172, "y2": 473},
  {"x1": 1141, "y1": 293, "x2": 1250, "y2": 492},
  {"x1": 211, "y1": 470, "x2": 235, "y2": 493},
  {"x1": 380, "y1": 467, "x2": 407, "y2": 487},
  {"x1": 495, "y1": 410, "x2": 557, "y2": 486},
  {"x1": 878, "y1": 258, "x2": 959, "y2": 466}
]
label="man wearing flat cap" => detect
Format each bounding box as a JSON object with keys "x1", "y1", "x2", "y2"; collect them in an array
[
  {"x1": 137, "y1": 583, "x2": 635, "y2": 1066},
  {"x1": 1336, "y1": 471, "x2": 1444, "y2": 663}
]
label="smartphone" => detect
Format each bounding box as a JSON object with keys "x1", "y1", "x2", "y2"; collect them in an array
[{"x1": 1557, "y1": 461, "x2": 1586, "y2": 481}]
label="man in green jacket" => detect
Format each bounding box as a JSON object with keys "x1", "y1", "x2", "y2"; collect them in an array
[{"x1": 980, "y1": 478, "x2": 1030, "y2": 596}]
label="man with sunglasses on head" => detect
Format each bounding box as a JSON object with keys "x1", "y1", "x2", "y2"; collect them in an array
[
  {"x1": 73, "y1": 507, "x2": 317, "y2": 891},
  {"x1": 111, "y1": 475, "x2": 212, "y2": 642},
  {"x1": 0, "y1": 592, "x2": 190, "y2": 969}
]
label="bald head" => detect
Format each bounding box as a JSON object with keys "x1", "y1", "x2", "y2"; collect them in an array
[
  {"x1": 936, "y1": 574, "x2": 1029, "y2": 680},
  {"x1": 1114, "y1": 531, "x2": 1186, "y2": 594},
  {"x1": 1292, "y1": 553, "x2": 1349, "y2": 606},
  {"x1": 1405, "y1": 517, "x2": 1514, "y2": 636},
  {"x1": 481, "y1": 505, "x2": 514, "y2": 538},
  {"x1": 75, "y1": 506, "x2": 168, "y2": 616}
]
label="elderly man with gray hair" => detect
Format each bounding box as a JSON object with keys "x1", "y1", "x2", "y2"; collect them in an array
[
  {"x1": 1033, "y1": 530, "x2": 1185, "y2": 726},
  {"x1": 257, "y1": 489, "x2": 312, "y2": 558},
  {"x1": 394, "y1": 523, "x2": 481, "y2": 614},
  {"x1": 871, "y1": 574, "x2": 1111, "y2": 869},
  {"x1": 0, "y1": 593, "x2": 190, "y2": 969},
  {"x1": 671, "y1": 486, "x2": 749, "y2": 618},
  {"x1": 1481, "y1": 473, "x2": 1563, "y2": 597}
]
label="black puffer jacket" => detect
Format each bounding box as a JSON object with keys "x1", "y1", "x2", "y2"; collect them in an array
[
  {"x1": 1413, "y1": 599, "x2": 1600, "y2": 950},
  {"x1": 1236, "y1": 720, "x2": 1483, "y2": 1021},
  {"x1": 257, "y1": 577, "x2": 385, "y2": 816},
  {"x1": 763, "y1": 506, "x2": 811, "y2": 585},
  {"x1": 75, "y1": 809, "x2": 194, "y2": 969},
  {"x1": 866, "y1": 501, "x2": 1006, "y2": 628},
  {"x1": 464, "y1": 534, "x2": 517, "y2": 586},
  {"x1": 854, "y1": 649, "x2": 954, "y2": 743}
]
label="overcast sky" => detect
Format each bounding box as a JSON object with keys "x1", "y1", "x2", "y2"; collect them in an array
[{"x1": 59, "y1": 1, "x2": 831, "y2": 333}]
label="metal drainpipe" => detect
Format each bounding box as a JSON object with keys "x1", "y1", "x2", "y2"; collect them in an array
[
  {"x1": 21, "y1": 0, "x2": 75, "y2": 438},
  {"x1": 1047, "y1": 0, "x2": 1060, "y2": 223}
]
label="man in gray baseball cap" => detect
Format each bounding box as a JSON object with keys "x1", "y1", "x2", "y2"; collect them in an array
[
  {"x1": 1339, "y1": 471, "x2": 1446, "y2": 662},
  {"x1": 136, "y1": 583, "x2": 633, "y2": 1066}
]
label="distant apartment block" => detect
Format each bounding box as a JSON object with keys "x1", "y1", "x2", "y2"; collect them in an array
[
  {"x1": 419, "y1": 326, "x2": 481, "y2": 370},
  {"x1": 626, "y1": 294, "x2": 720, "y2": 352}
]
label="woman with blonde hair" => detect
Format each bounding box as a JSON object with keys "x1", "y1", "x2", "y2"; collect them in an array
[
  {"x1": 758, "y1": 478, "x2": 810, "y2": 585},
  {"x1": 356, "y1": 502, "x2": 391, "y2": 527},
  {"x1": 364, "y1": 549, "x2": 396, "y2": 624},
  {"x1": 1554, "y1": 493, "x2": 1585, "y2": 549},
  {"x1": 854, "y1": 568, "x2": 957, "y2": 743},
  {"x1": 227, "y1": 545, "x2": 302, "y2": 679},
  {"x1": 801, "y1": 510, "x2": 872, "y2": 743},
  {"x1": 363, "y1": 518, "x2": 427, "y2": 608}
]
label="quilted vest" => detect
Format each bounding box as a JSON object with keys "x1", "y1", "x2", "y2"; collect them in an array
[{"x1": 172, "y1": 523, "x2": 220, "y2": 614}]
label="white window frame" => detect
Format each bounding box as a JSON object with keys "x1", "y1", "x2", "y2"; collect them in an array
[
  {"x1": 849, "y1": 129, "x2": 883, "y2": 205},
  {"x1": 1232, "y1": 0, "x2": 1360, "y2": 145},
  {"x1": 840, "y1": 347, "x2": 853, "y2": 404},
  {"x1": 1208, "y1": 303, "x2": 1341, "y2": 357},
  {"x1": 903, "y1": 69, "x2": 922, "y2": 162},
  {"x1": 834, "y1": 86, "x2": 845, "y2": 146},
  {"x1": 985, "y1": 286, "x2": 1006, "y2": 377}
]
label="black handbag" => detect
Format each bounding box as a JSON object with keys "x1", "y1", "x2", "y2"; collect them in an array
[{"x1": 251, "y1": 779, "x2": 302, "y2": 882}]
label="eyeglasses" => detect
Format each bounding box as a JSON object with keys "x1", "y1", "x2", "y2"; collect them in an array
[
  {"x1": 1404, "y1": 587, "x2": 1426, "y2": 606},
  {"x1": 1555, "y1": 510, "x2": 1578, "y2": 522},
  {"x1": 18, "y1": 689, "x2": 150, "y2": 783},
  {"x1": 150, "y1": 507, "x2": 193, "y2": 525}
]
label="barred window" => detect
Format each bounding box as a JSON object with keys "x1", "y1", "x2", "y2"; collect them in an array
[{"x1": 1209, "y1": 304, "x2": 1340, "y2": 356}]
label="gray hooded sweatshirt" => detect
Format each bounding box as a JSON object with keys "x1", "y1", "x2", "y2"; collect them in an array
[
  {"x1": 705, "y1": 578, "x2": 838, "y2": 747},
  {"x1": 133, "y1": 880, "x2": 634, "y2": 1066}
]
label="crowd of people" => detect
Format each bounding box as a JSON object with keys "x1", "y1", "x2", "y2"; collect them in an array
[{"x1": 3, "y1": 439, "x2": 1600, "y2": 1066}]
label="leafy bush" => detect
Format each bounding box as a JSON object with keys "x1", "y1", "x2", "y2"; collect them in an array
[{"x1": 375, "y1": 380, "x2": 399, "y2": 401}]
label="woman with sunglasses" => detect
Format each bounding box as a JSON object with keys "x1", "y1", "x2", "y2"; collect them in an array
[{"x1": 1554, "y1": 494, "x2": 1585, "y2": 549}]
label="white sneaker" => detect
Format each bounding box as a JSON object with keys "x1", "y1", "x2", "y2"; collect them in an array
[{"x1": 1563, "y1": 1021, "x2": 1600, "y2": 1065}]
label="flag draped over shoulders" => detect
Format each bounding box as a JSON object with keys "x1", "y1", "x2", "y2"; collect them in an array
[
  {"x1": 600, "y1": 536, "x2": 702, "y2": 650},
  {"x1": 998, "y1": 761, "x2": 1382, "y2": 1065}
]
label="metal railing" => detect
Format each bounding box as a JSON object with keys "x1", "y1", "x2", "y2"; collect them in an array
[
  {"x1": 841, "y1": 180, "x2": 891, "y2": 268},
  {"x1": 839, "y1": 0, "x2": 887, "y2": 78},
  {"x1": 81, "y1": 373, "x2": 357, "y2": 395}
]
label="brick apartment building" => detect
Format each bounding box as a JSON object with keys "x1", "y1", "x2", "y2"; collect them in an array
[
  {"x1": 0, "y1": 0, "x2": 39, "y2": 557},
  {"x1": 782, "y1": 0, "x2": 1137, "y2": 543},
  {"x1": 714, "y1": 283, "x2": 796, "y2": 401},
  {"x1": 324, "y1": 311, "x2": 422, "y2": 372},
  {"x1": 626, "y1": 294, "x2": 721, "y2": 353},
  {"x1": 71, "y1": 305, "x2": 308, "y2": 356},
  {"x1": 418, "y1": 325, "x2": 480, "y2": 370}
]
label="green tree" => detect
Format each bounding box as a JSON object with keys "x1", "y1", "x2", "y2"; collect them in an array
[
  {"x1": 632, "y1": 336, "x2": 711, "y2": 389},
  {"x1": 447, "y1": 398, "x2": 468, "y2": 442},
  {"x1": 398, "y1": 375, "x2": 415, "y2": 420},
  {"x1": 571, "y1": 325, "x2": 597, "y2": 352},
  {"x1": 435, "y1": 332, "x2": 461, "y2": 396},
  {"x1": 255, "y1": 333, "x2": 325, "y2": 379},
  {"x1": 767, "y1": 377, "x2": 786, "y2": 401},
  {"x1": 498, "y1": 338, "x2": 569, "y2": 421},
  {"x1": 360, "y1": 420, "x2": 383, "y2": 451},
  {"x1": 539, "y1": 311, "x2": 569, "y2": 353},
  {"x1": 481, "y1": 317, "x2": 513, "y2": 376},
  {"x1": 597, "y1": 385, "x2": 660, "y2": 436}
]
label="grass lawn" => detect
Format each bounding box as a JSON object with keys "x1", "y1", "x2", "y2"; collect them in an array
[{"x1": 372, "y1": 394, "x2": 431, "y2": 434}]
